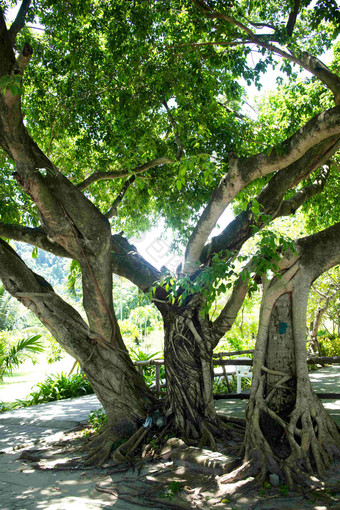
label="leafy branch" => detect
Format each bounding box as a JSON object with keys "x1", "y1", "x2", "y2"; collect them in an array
[{"x1": 0, "y1": 75, "x2": 24, "y2": 97}]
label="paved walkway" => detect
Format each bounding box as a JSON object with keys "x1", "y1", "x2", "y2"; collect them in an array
[
  {"x1": 0, "y1": 365, "x2": 339, "y2": 509},
  {"x1": 0, "y1": 395, "x2": 152, "y2": 510},
  {"x1": 216, "y1": 364, "x2": 340, "y2": 426},
  {"x1": 0, "y1": 394, "x2": 102, "y2": 452}
]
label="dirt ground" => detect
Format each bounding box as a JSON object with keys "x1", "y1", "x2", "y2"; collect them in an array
[{"x1": 2, "y1": 424, "x2": 340, "y2": 510}]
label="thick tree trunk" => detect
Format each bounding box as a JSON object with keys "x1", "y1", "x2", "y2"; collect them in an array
[
  {"x1": 81, "y1": 340, "x2": 154, "y2": 435},
  {"x1": 239, "y1": 259, "x2": 340, "y2": 487},
  {"x1": 265, "y1": 292, "x2": 296, "y2": 416},
  {"x1": 0, "y1": 239, "x2": 155, "y2": 463},
  {"x1": 161, "y1": 303, "x2": 221, "y2": 446},
  {"x1": 79, "y1": 337, "x2": 156, "y2": 464}
]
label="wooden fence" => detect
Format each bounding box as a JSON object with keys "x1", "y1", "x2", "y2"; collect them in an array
[{"x1": 135, "y1": 350, "x2": 340, "y2": 399}]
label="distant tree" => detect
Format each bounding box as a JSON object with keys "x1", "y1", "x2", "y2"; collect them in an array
[{"x1": 307, "y1": 268, "x2": 340, "y2": 354}]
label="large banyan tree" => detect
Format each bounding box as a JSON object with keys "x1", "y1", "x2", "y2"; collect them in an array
[{"x1": 0, "y1": 0, "x2": 340, "y2": 483}]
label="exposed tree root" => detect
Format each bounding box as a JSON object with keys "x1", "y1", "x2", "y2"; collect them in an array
[
  {"x1": 240, "y1": 388, "x2": 340, "y2": 489},
  {"x1": 82, "y1": 424, "x2": 121, "y2": 466},
  {"x1": 80, "y1": 405, "x2": 241, "y2": 470},
  {"x1": 113, "y1": 426, "x2": 149, "y2": 463},
  {"x1": 218, "y1": 459, "x2": 258, "y2": 485}
]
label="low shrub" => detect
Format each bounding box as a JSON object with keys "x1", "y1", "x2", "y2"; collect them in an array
[
  {"x1": 319, "y1": 336, "x2": 340, "y2": 357},
  {"x1": 0, "y1": 372, "x2": 93, "y2": 411},
  {"x1": 25, "y1": 372, "x2": 94, "y2": 405},
  {"x1": 88, "y1": 408, "x2": 107, "y2": 433}
]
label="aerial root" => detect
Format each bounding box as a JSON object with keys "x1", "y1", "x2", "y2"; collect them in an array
[
  {"x1": 198, "y1": 420, "x2": 217, "y2": 450},
  {"x1": 218, "y1": 458, "x2": 259, "y2": 485},
  {"x1": 82, "y1": 426, "x2": 118, "y2": 466},
  {"x1": 113, "y1": 426, "x2": 149, "y2": 464}
]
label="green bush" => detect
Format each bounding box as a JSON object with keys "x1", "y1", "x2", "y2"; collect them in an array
[
  {"x1": 88, "y1": 408, "x2": 107, "y2": 433},
  {"x1": 1, "y1": 372, "x2": 94, "y2": 411},
  {"x1": 26, "y1": 372, "x2": 94, "y2": 405},
  {"x1": 319, "y1": 336, "x2": 340, "y2": 357}
]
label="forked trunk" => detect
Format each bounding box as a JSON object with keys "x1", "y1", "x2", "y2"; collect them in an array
[
  {"x1": 0, "y1": 239, "x2": 155, "y2": 441},
  {"x1": 162, "y1": 304, "x2": 219, "y2": 443}
]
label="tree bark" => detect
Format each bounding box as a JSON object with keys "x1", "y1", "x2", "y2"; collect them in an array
[
  {"x1": 161, "y1": 302, "x2": 221, "y2": 445},
  {"x1": 239, "y1": 249, "x2": 340, "y2": 487},
  {"x1": 0, "y1": 239, "x2": 155, "y2": 459}
]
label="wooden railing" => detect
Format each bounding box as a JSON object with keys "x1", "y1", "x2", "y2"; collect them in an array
[
  {"x1": 134, "y1": 352, "x2": 340, "y2": 398},
  {"x1": 135, "y1": 359, "x2": 165, "y2": 394}
]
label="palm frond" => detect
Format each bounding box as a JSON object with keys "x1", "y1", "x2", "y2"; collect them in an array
[{"x1": 0, "y1": 334, "x2": 43, "y2": 380}]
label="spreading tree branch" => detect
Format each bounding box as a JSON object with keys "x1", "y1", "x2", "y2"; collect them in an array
[
  {"x1": 0, "y1": 221, "x2": 163, "y2": 295},
  {"x1": 286, "y1": 0, "x2": 301, "y2": 37},
  {"x1": 192, "y1": 0, "x2": 262, "y2": 42},
  {"x1": 278, "y1": 164, "x2": 330, "y2": 217},
  {"x1": 0, "y1": 237, "x2": 108, "y2": 356},
  {"x1": 8, "y1": 0, "x2": 31, "y2": 45},
  {"x1": 0, "y1": 9, "x2": 15, "y2": 76},
  {"x1": 200, "y1": 136, "x2": 339, "y2": 263},
  {"x1": 184, "y1": 107, "x2": 340, "y2": 272},
  {"x1": 77, "y1": 157, "x2": 174, "y2": 191},
  {"x1": 298, "y1": 221, "x2": 340, "y2": 281},
  {"x1": 191, "y1": 0, "x2": 340, "y2": 103},
  {"x1": 105, "y1": 175, "x2": 136, "y2": 219},
  {"x1": 0, "y1": 223, "x2": 71, "y2": 257},
  {"x1": 111, "y1": 234, "x2": 162, "y2": 291}
]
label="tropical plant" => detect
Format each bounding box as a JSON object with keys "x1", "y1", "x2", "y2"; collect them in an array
[
  {"x1": 0, "y1": 334, "x2": 44, "y2": 381},
  {"x1": 20, "y1": 372, "x2": 93, "y2": 406},
  {"x1": 129, "y1": 348, "x2": 164, "y2": 388}
]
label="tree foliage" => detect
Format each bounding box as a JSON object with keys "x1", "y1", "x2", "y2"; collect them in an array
[{"x1": 0, "y1": 333, "x2": 43, "y2": 380}]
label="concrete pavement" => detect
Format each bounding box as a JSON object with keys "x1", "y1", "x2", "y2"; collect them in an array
[
  {"x1": 0, "y1": 394, "x2": 102, "y2": 452},
  {"x1": 0, "y1": 395, "x2": 156, "y2": 510},
  {"x1": 216, "y1": 364, "x2": 340, "y2": 426}
]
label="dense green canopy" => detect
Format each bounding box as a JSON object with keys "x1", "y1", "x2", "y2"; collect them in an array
[{"x1": 1, "y1": 0, "x2": 338, "y2": 245}]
